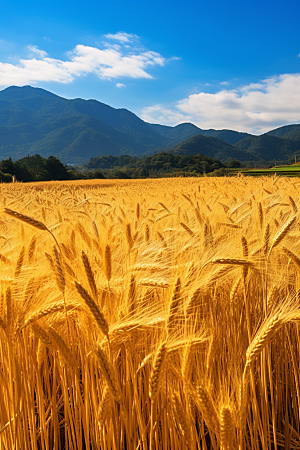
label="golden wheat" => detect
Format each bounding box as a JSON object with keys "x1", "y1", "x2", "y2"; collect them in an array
[{"x1": 0, "y1": 176, "x2": 299, "y2": 449}]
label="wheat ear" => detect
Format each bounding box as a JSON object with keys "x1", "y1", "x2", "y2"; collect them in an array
[
  {"x1": 181, "y1": 339, "x2": 193, "y2": 381},
  {"x1": 14, "y1": 246, "x2": 25, "y2": 277},
  {"x1": 180, "y1": 222, "x2": 194, "y2": 237},
  {"x1": 229, "y1": 274, "x2": 242, "y2": 302},
  {"x1": 241, "y1": 236, "x2": 248, "y2": 257},
  {"x1": 136, "y1": 202, "x2": 140, "y2": 220},
  {"x1": 263, "y1": 223, "x2": 270, "y2": 257},
  {"x1": 149, "y1": 341, "x2": 167, "y2": 403},
  {"x1": 282, "y1": 246, "x2": 300, "y2": 270},
  {"x1": 4, "y1": 207, "x2": 60, "y2": 248},
  {"x1": 94, "y1": 345, "x2": 120, "y2": 402},
  {"x1": 28, "y1": 236, "x2": 36, "y2": 263},
  {"x1": 220, "y1": 406, "x2": 233, "y2": 450},
  {"x1": 145, "y1": 224, "x2": 150, "y2": 241},
  {"x1": 48, "y1": 326, "x2": 76, "y2": 369},
  {"x1": 258, "y1": 202, "x2": 263, "y2": 229},
  {"x1": 104, "y1": 244, "x2": 112, "y2": 283},
  {"x1": 268, "y1": 216, "x2": 296, "y2": 257},
  {"x1": 98, "y1": 387, "x2": 111, "y2": 426},
  {"x1": 267, "y1": 285, "x2": 279, "y2": 312},
  {"x1": 196, "y1": 385, "x2": 220, "y2": 435},
  {"x1": 0, "y1": 315, "x2": 7, "y2": 332},
  {"x1": 186, "y1": 287, "x2": 201, "y2": 316},
  {"x1": 82, "y1": 251, "x2": 98, "y2": 300},
  {"x1": 127, "y1": 274, "x2": 136, "y2": 315},
  {"x1": 166, "y1": 277, "x2": 181, "y2": 335},
  {"x1": 172, "y1": 393, "x2": 191, "y2": 446},
  {"x1": 74, "y1": 282, "x2": 109, "y2": 338},
  {"x1": 246, "y1": 313, "x2": 283, "y2": 366},
  {"x1": 4, "y1": 208, "x2": 48, "y2": 230},
  {"x1": 211, "y1": 258, "x2": 252, "y2": 266},
  {"x1": 6, "y1": 287, "x2": 12, "y2": 333},
  {"x1": 125, "y1": 223, "x2": 134, "y2": 250},
  {"x1": 241, "y1": 236, "x2": 249, "y2": 277},
  {"x1": 32, "y1": 323, "x2": 75, "y2": 368},
  {"x1": 53, "y1": 246, "x2": 66, "y2": 293},
  {"x1": 289, "y1": 195, "x2": 297, "y2": 214},
  {"x1": 22, "y1": 301, "x2": 76, "y2": 330},
  {"x1": 32, "y1": 323, "x2": 53, "y2": 347}
]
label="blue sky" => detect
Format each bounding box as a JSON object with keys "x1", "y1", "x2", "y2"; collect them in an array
[{"x1": 1, "y1": 0, "x2": 300, "y2": 134}]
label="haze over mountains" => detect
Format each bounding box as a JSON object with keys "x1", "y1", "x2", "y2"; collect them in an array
[{"x1": 0, "y1": 85, "x2": 299, "y2": 165}]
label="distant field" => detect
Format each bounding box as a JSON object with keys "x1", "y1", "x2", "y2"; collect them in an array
[
  {"x1": 234, "y1": 164, "x2": 300, "y2": 177},
  {"x1": 1, "y1": 176, "x2": 300, "y2": 449}
]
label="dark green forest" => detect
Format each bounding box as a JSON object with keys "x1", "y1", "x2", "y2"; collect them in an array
[{"x1": 0, "y1": 152, "x2": 241, "y2": 182}]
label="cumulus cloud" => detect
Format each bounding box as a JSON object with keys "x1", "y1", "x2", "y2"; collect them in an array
[
  {"x1": 220, "y1": 81, "x2": 229, "y2": 85},
  {"x1": 104, "y1": 32, "x2": 139, "y2": 43},
  {"x1": 0, "y1": 42, "x2": 166, "y2": 86},
  {"x1": 141, "y1": 73, "x2": 300, "y2": 134},
  {"x1": 116, "y1": 82, "x2": 125, "y2": 88}
]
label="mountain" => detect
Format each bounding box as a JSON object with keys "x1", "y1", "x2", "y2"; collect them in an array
[
  {"x1": 0, "y1": 86, "x2": 299, "y2": 165},
  {"x1": 0, "y1": 86, "x2": 169, "y2": 163},
  {"x1": 234, "y1": 134, "x2": 300, "y2": 162},
  {"x1": 0, "y1": 86, "x2": 251, "y2": 164},
  {"x1": 266, "y1": 124, "x2": 300, "y2": 141},
  {"x1": 168, "y1": 134, "x2": 253, "y2": 162},
  {"x1": 148, "y1": 123, "x2": 250, "y2": 146}
]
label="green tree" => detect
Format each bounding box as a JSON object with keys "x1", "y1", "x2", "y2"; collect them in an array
[
  {"x1": 227, "y1": 159, "x2": 241, "y2": 168},
  {"x1": 44, "y1": 156, "x2": 70, "y2": 181}
]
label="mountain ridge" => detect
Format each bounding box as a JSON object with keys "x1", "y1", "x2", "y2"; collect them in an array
[{"x1": 0, "y1": 86, "x2": 299, "y2": 164}]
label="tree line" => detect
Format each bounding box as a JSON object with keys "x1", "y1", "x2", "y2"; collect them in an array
[{"x1": 0, "y1": 153, "x2": 242, "y2": 182}]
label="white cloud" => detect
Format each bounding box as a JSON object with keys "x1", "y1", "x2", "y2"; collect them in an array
[
  {"x1": 102, "y1": 42, "x2": 121, "y2": 51},
  {"x1": 141, "y1": 105, "x2": 193, "y2": 125},
  {"x1": 0, "y1": 43, "x2": 166, "y2": 86},
  {"x1": 104, "y1": 32, "x2": 139, "y2": 43},
  {"x1": 27, "y1": 45, "x2": 48, "y2": 58},
  {"x1": 220, "y1": 81, "x2": 229, "y2": 85},
  {"x1": 116, "y1": 82, "x2": 125, "y2": 88},
  {"x1": 141, "y1": 73, "x2": 300, "y2": 134}
]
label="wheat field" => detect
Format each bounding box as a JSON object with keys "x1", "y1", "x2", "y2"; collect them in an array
[{"x1": 0, "y1": 175, "x2": 300, "y2": 450}]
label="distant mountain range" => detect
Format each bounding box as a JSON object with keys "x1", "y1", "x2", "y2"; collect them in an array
[{"x1": 0, "y1": 85, "x2": 299, "y2": 165}]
